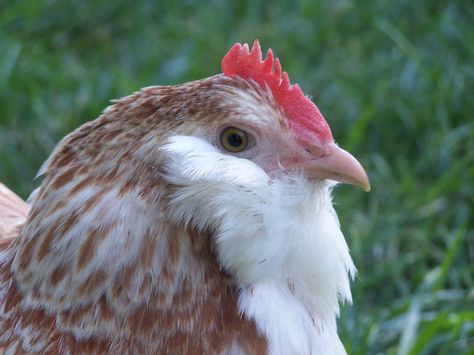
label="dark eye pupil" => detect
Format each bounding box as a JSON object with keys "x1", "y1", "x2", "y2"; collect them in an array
[{"x1": 227, "y1": 133, "x2": 243, "y2": 147}]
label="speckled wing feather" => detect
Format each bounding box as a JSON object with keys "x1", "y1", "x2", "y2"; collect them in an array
[
  {"x1": 0, "y1": 183, "x2": 29, "y2": 242},
  {"x1": 0, "y1": 83, "x2": 268, "y2": 354}
]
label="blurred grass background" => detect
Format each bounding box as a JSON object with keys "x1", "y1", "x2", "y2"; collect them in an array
[{"x1": 0, "y1": 0, "x2": 473, "y2": 353}]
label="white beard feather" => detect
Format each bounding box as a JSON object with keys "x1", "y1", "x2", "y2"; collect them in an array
[{"x1": 161, "y1": 136, "x2": 356, "y2": 355}]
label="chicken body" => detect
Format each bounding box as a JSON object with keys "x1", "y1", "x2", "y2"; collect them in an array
[{"x1": 0, "y1": 42, "x2": 368, "y2": 354}]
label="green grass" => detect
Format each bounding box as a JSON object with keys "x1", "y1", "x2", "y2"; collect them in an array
[{"x1": 1, "y1": 0, "x2": 473, "y2": 353}]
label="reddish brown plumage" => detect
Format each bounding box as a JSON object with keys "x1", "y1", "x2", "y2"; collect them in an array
[{"x1": 0, "y1": 76, "x2": 269, "y2": 354}]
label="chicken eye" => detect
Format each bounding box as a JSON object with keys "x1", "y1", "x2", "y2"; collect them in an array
[{"x1": 220, "y1": 127, "x2": 249, "y2": 153}]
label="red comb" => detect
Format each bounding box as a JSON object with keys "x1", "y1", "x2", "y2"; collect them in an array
[{"x1": 221, "y1": 40, "x2": 333, "y2": 145}]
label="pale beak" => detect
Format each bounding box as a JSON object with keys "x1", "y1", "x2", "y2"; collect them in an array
[{"x1": 303, "y1": 143, "x2": 370, "y2": 191}]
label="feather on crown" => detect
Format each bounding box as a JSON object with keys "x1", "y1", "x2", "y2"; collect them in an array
[{"x1": 221, "y1": 40, "x2": 333, "y2": 144}]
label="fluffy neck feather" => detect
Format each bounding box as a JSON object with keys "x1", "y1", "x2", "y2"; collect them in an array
[
  {"x1": 2, "y1": 176, "x2": 266, "y2": 353},
  {"x1": 162, "y1": 136, "x2": 356, "y2": 355}
]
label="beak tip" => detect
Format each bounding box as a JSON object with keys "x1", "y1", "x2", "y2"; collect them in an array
[{"x1": 359, "y1": 172, "x2": 371, "y2": 192}]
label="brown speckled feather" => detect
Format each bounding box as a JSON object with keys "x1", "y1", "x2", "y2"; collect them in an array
[{"x1": 0, "y1": 76, "x2": 268, "y2": 354}]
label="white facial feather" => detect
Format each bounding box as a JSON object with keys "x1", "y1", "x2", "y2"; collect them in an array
[{"x1": 161, "y1": 136, "x2": 356, "y2": 355}]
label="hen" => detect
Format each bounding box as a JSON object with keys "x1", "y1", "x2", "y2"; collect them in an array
[{"x1": 0, "y1": 41, "x2": 369, "y2": 354}]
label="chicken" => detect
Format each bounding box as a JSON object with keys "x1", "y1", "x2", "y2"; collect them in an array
[{"x1": 0, "y1": 40, "x2": 369, "y2": 354}]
